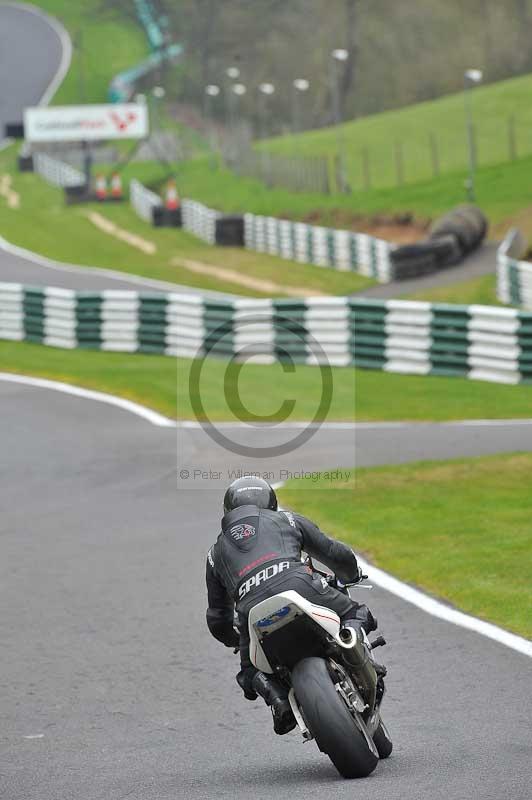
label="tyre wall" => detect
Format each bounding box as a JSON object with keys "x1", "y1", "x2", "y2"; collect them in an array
[{"x1": 1, "y1": 283, "x2": 530, "y2": 384}]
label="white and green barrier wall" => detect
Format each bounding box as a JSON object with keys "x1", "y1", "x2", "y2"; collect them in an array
[
  {"x1": 497, "y1": 231, "x2": 532, "y2": 310},
  {"x1": 129, "y1": 181, "x2": 393, "y2": 280},
  {"x1": 243, "y1": 213, "x2": 393, "y2": 282},
  {"x1": 1, "y1": 282, "x2": 531, "y2": 384},
  {"x1": 129, "y1": 182, "x2": 487, "y2": 284}
]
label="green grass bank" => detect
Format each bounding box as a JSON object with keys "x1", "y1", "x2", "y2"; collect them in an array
[
  {"x1": 28, "y1": 0, "x2": 147, "y2": 104},
  {"x1": 263, "y1": 71, "x2": 532, "y2": 192},
  {"x1": 279, "y1": 454, "x2": 532, "y2": 638},
  {"x1": 1, "y1": 340, "x2": 532, "y2": 422},
  {"x1": 0, "y1": 146, "x2": 372, "y2": 298}
]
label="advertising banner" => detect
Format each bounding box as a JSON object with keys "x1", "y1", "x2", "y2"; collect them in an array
[{"x1": 24, "y1": 103, "x2": 149, "y2": 143}]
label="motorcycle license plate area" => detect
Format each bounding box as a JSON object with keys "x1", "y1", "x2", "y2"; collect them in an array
[{"x1": 255, "y1": 604, "x2": 298, "y2": 633}]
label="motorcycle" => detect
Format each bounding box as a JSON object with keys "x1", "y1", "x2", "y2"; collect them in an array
[{"x1": 247, "y1": 562, "x2": 392, "y2": 779}]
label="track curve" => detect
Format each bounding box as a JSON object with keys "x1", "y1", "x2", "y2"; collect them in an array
[
  {"x1": 1, "y1": 378, "x2": 531, "y2": 800},
  {"x1": 0, "y1": 237, "x2": 237, "y2": 297},
  {"x1": 0, "y1": 2, "x2": 70, "y2": 135}
]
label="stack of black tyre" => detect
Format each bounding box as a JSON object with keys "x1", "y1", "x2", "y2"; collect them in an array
[
  {"x1": 390, "y1": 205, "x2": 487, "y2": 280},
  {"x1": 215, "y1": 215, "x2": 245, "y2": 246}
]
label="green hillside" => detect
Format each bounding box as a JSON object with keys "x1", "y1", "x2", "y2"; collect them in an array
[
  {"x1": 263, "y1": 72, "x2": 532, "y2": 191},
  {"x1": 29, "y1": 0, "x2": 147, "y2": 104}
]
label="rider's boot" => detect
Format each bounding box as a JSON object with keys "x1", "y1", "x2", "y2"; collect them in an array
[{"x1": 251, "y1": 671, "x2": 297, "y2": 735}]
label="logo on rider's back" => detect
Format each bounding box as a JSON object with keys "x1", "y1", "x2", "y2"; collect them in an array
[
  {"x1": 239, "y1": 561, "x2": 290, "y2": 599},
  {"x1": 230, "y1": 523, "x2": 256, "y2": 541}
]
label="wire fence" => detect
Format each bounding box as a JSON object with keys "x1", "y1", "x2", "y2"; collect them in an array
[
  {"x1": 222, "y1": 113, "x2": 532, "y2": 195},
  {"x1": 232, "y1": 149, "x2": 332, "y2": 194},
  {"x1": 341, "y1": 116, "x2": 528, "y2": 191}
]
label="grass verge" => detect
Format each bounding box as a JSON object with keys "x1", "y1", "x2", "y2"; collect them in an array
[
  {"x1": 172, "y1": 154, "x2": 532, "y2": 239},
  {"x1": 1, "y1": 340, "x2": 532, "y2": 422},
  {"x1": 0, "y1": 146, "x2": 373, "y2": 298},
  {"x1": 279, "y1": 454, "x2": 532, "y2": 638},
  {"x1": 28, "y1": 0, "x2": 147, "y2": 104},
  {"x1": 264, "y1": 71, "x2": 532, "y2": 192}
]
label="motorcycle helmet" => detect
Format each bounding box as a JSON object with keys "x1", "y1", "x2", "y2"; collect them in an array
[{"x1": 223, "y1": 477, "x2": 278, "y2": 513}]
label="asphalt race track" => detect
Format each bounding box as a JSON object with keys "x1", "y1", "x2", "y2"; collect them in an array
[
  {"x1": 0, "y1": 2, "x2": 67, "y2": 136},
  {"x1": 0, "y1": 239, "x2": 236, "y2": 297},
  {"x1": 1, "y1": 5, "x2": 531, "y2": 799},
  {"x1": 1, "y1": 378, "x2": 531, "y2": 800},
  {"x1": 356, "y1": 242, "x2": 499, "y2": 299}
]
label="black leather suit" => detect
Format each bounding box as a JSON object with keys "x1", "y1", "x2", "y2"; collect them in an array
[{"x1": 206, "y1": 504, "x2": 376, "y2": 669}]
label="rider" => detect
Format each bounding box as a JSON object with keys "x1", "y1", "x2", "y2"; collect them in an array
[{"x1": 205, "y1": 477, "x2": 380, "y2": 735}]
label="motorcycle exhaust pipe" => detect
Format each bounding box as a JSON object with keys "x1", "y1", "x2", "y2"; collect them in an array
[{"x1": 339, "y1": 626, "x2": 377, "y2": 709}]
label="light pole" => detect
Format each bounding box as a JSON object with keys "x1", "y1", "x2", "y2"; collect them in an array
[
  {"x1": 204, "y1": 84, "x2": 221, "y2": 165},
  {"x1": 149, "y1": 86, "x2": 168, "y2": 167},
  {"x1": 224, "y1": 66, "x2": 240, "y2": 132},
  {"x1": 151, "y1": 85, "x2": 165, "y2": 132},
  {"x1": 464, "y1": 68, "x2": 483, "y2": 202},
  {"x1": 231, "y1": 82, "x2": 247, "y2": 164},
  {"x1": 292, "y1": 78, "x2": 310, "y2": 135},
  {"x1": 258, "y1": 82, "x2": 275, "y2": 185},
  {"x1": 330, "y1": 48, "x2": 349, "y2": 193},
  {"x1": 258, "y1": 82, "x2": 275, "y2": 137},
  {"x1": 232, "y1": 81, "x2": 247, "y2": 123}
]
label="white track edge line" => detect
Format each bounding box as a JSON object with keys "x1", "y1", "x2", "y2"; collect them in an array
[
  {"x1": 1, "y1": 1, "x2": 72, "y2": 106},
  {"x1": 0, "y1": 1, "x2": 70, "y2": 150},
  {"x1": 1, "y1": 3, "x2": 529, "y2": 661},
  {"x1": 356, "y1": 555, "x2": 532, "y2": 658},
  {"x1": 2, "y1": 372, "x2": 531, "y2": 655},
  {"x1": 1, "y1": 374, "x2": 532, "y2": 431},
  {"x1": 0, "y1": 235, "x2": 235, "y2": 297},
  {"x1": 273, "y1": 480, "x2": 532, "y2": 658},
  {"x1": 0, "y1": 372, "x2": 175, "y2": 427}
]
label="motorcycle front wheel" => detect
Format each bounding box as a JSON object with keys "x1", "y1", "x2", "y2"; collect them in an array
[{"x1": 291, "y1": 656, "x2": 379, "y2": 779}]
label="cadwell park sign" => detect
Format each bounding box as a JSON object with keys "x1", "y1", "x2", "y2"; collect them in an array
[{"x1": 23, "y1": 103, "x2": 149, "y2": 143}]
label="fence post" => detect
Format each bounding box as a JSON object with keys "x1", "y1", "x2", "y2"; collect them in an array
[
  {"x1": 429, "y1": 131, "x2": 440, "y2": 178},
  {"x1": 395, "y1": 139, "x2": 404, "y2": 186},
  {"x1": 327, "y1": 153, "x2": 338, "y2": 194},
  {"x1": 508, "y1": 115, "x2": 517, "y2": 161},
  {"x1": 362, "y1": 147, "x2": 371, "y2": 191},
  {"x1": 472, "y1": 123, "x2": 478, "y2": 172},
  {"x1": 335, "y1": 154, "x2": 351, "y2": 194},
  {"x1": 323, "y1": 156, "x2": 331, "y2": 195}
]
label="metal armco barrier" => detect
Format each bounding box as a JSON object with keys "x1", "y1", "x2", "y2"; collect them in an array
[
  {"x1": 1, "y1": 283, "x2": 531, "y2": 383},
  {"x1": 33, "y1": 154, "x2": 85, "y2": 188},
  {"x1": 130, "y1": 178, "x2": 162, "y2": 223},
  {"x1": 497, "y1": 232, "x2": 532, "y2": 310}
]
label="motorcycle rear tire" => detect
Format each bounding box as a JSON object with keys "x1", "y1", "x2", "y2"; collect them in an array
[
  {"x1": 291, "y1": 657, "x2": 379, "y2": 779},
  {"x1": 373, "y1": 719, "x2": 393, "y2": 758}
]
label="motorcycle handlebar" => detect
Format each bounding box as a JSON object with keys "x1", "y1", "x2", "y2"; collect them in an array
[
  {"x1": 304, "y1": 557, "x2": 367, "y2": 589},
  {"x1": 324, "y1": 572, "x2": 368, "y2": 589}
]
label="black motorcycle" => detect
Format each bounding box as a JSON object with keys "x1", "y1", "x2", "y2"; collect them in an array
[{"x1": 246, "y1": 562, "x2": 391, "y2": 778}]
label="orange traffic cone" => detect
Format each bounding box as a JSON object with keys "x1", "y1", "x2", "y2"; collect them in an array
[
  {"x1": 95, "y1": 174, "x2": 107, "y2": 201},
  {"x1": 165, "y1": 179, "x2": 180, "y2": 210},
  {"x1": 110, "y1": 172, "x2": 123, "y2": 200}
]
